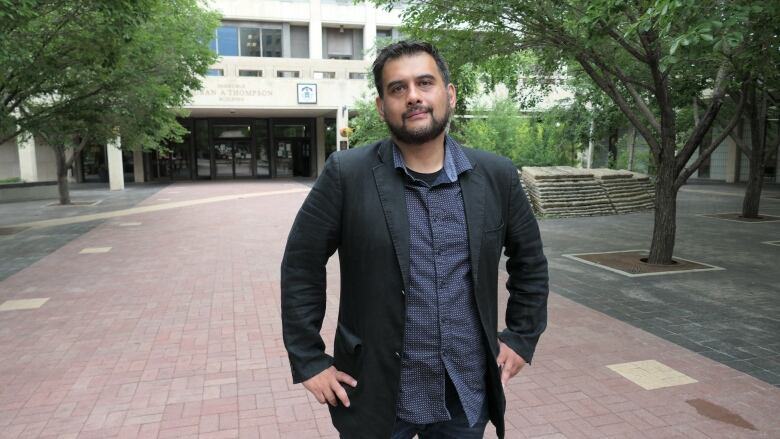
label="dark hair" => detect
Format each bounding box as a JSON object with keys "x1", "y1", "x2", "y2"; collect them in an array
[{"x1": 371, "y1": 40, "x2": 450, "y2": 98}]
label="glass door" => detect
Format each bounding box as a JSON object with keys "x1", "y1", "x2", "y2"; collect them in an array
[
  {"x1": 275, "y1": 141, "x2": 294, "y2": 177},
  {"x1": 214, "y1": 141, "x2": 234, "y2": 178},
  {"x1": 234, "y1": 141, "x2": 252, "y2": 177},
  {"x1": 214, "y1": 140, "x2": 253, "y2": 178}
]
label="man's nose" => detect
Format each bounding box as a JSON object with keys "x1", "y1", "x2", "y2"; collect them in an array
[{"x1": 406, "y1": 84, "x2": 422, "y2": 106}]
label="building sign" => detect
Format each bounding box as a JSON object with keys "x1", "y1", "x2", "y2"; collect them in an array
[
  {"x1": 192, "y1": 83, "x2": 273, "y2": 103},
  {"x1": 297, "y1": 83, "x2": 317, "y2": 104}
]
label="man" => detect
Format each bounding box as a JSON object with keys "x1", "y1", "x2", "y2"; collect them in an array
[{"x1": 281, "y1": 41, "x2": 548, "y2": 439}]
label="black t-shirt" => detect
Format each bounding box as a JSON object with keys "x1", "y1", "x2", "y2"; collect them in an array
[{"x1": 407, "y1": 168, "x2": 442, "y2": 187}]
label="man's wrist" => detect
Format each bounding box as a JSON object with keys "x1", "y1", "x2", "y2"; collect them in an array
[{"x1": 291, "y1": 354, "x2": 334, "y2": 384}]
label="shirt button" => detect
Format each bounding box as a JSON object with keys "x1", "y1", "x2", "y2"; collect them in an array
[
  {"x1": 394, "y1": 351, "x2": 401, "y2": 359},
  {"x1": 401, "y1": 289, "x2": 405, "y2": 296}
]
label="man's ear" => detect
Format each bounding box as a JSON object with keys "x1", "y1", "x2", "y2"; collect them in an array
[
  {"x1": 375, "y1": 95, "x2": 386, "y2": 121},
  {"x1": 447, "y1": 83, "x2": 457, "y2": 109}
]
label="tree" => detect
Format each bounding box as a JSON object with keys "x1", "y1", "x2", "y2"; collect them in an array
[
  {"x1": 710, "y1": 3, "x2": 780, "y2": 219},
  {"x1": 456, "y1": 98, "x2": 571, "y2": 167},
  {"x1": 1, "y1": 1, "x2": 151, "y2": 143},
  {"x1": 374, "y1": 0, "x2": 764, "y2": 264},
  {"x1": 348, "y1": 95, "x2": 389, "y2": 147},
  {"x1": 735, "y1": 88, "x2": 779, "y2": 218},
  {"x1": 2, "y1": 0, "x2": 219, "y2": 203}
]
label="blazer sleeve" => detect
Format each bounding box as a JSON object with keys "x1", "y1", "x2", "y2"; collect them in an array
[
  {"x1": 281, "y1": 153, "x2": 343, "y2": 383},
  {"x1": 498, "y1": 166, "x2": 549, "y2": 364}
]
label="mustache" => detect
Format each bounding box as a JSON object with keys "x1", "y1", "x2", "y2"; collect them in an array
[{"x1": 403, "y1": 106, "x2": 432, "y2": 119}]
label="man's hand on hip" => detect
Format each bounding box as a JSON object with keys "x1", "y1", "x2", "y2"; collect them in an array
[
  {"x1": 302, "y1": 366, "x2": 357, "y2": 408},
  {"x1": 497, "y1": 340, "x2": 526, "y2": 387}
]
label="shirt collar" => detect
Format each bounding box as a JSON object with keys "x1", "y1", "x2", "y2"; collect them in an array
[{"x1": 392, "y1": 135, "x2": 472, "y2": 184}]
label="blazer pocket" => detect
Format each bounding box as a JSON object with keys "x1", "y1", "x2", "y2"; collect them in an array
[
  {"x1": 484, "y1": 219, "x2": 505, "y2": 234},
  {"x1": 334, "y1": 322, "x2": 363, "y2": 378}
]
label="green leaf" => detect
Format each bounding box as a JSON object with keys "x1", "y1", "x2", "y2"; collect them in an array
[{"x1": 670, "y1": 38, "x2": 681, "y2": 55}]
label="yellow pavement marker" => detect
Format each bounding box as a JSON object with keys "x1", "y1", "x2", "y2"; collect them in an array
[
  {"x1": 607, "y1": 359, "x2": 698, "y2": 390},
  {"x1": 79, "y1": 247, "x2": 112, "y2": 254},
  {"x1": 0, "y1": 298, "x2": 49, "y2": 311}
]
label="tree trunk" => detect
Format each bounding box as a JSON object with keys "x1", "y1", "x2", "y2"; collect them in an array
[
  {"x1": 54, "y1": 145, "x2": 71, "y2": 205},
  {"x1": 741, "y1": 156, "x2": 764, "y2": 218},
  {"x1": 627, "y1": 127, "x2": 637, "y2": 171},
  {"x1": 586, "y1": 118, "x2": 595, "y2": 168},
  {"x1": 647, "y1": 158, "x2": 677, "y2": 264},
  {"x1": 608, "y1": 128, "x2": 618, "y2": 168},
  {"x1": 741, "y1": 85, "x2": 768, "y2": 218}
]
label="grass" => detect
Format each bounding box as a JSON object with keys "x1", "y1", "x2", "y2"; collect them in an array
[{"x1": 0, "y1": 177, "x2": 23, "y2": 184}]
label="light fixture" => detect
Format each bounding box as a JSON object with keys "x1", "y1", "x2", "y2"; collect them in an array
[{"x1": 339, "y1": 25, "x2": 344, "y2": 33}]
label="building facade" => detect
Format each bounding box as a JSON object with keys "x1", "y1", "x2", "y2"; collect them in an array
[
  {"x1": 0, "y1": 0, "x2": 403, "y2": 188},
  {"x1": 0, "y1": 1, "x2": 776, "y2": 187}
]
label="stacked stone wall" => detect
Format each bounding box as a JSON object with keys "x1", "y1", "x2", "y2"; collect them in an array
[{"x1": 520, "y1": 166, "x2": 655, "y2": 217}]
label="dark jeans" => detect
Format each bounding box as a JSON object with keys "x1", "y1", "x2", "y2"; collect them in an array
[
  {"x1": 389, "y1": 374, "x2": 489, "y2": 439},
  {"x1": 339, "y1": 375, "x2": 489, "y2": 439},
  {"x1": 389, "y1": 401, "x2": 489, "y2": 439}
]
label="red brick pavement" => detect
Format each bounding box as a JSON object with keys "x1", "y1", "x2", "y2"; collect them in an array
[{"x1": 0, "y1": 181, "x2": 778, "y2": 438}]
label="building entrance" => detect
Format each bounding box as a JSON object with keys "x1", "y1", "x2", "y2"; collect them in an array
[
  {"x1": 214, "y1": 140, "x2": 252, "y2": 178},
  {"x1": 274, "y1": 139, "x2": 311, "y2": 177},
  {"x1": 272, "y1": 121, "x2": 313, "y2": 177}
]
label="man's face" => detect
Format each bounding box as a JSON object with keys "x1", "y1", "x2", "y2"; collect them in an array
[{"x1": 375, "y1": 52, "x2": 456, "y2": 145}]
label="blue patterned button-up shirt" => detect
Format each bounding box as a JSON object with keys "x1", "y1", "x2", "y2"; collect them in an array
[{"x1": 393, "y1": 136, "x2": 488, "y2": 427}]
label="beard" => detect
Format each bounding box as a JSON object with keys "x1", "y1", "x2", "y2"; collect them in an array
[{"x1": 385, "y1": 104, "x2": 452, "y2": 145}]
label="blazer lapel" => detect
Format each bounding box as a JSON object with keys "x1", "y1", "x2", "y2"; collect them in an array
[
  {"x1": 459, "y1": 164, "x2": 486, "y2": 287},
  {"x1": 372, "y1": 140, "x2": 410, "y2": 290}
]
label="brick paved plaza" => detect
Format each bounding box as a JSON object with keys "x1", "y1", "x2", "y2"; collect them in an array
[{"x1": 1, "y1": 181, "x2": 779, "y2": 438}]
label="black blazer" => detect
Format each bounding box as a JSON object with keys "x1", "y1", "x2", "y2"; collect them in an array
[{"x1": 281, "y1": 138, "x2": 548, "y2": 439}]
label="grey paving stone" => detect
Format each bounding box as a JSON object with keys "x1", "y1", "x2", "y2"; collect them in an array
[
  {"x1": 536, "y1": 181, "x2": 780, "y2": 387},
  {"x1": 0, "y1": 182, "x2": 167, "y2": 281}
]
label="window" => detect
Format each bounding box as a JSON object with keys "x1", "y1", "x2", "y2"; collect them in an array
[
  {"x1": 240, "y1": 28, "x2": 262, "y2": 57},
  {"x1": 348, "y1": 72, "x2": 366, "y2": 79},
  {"x1": 290, "y1": 26, "x2": 309, "y2": 58},
  {"x1": 323, "y1": 27, "x2": 363, "y2": 60},
  {"x1": 313, "y1": 71, "x2": 336, "y2": 79},
  {"x1": 206, "y1": 69, "x2": 224, "y2": 76},
  {"x1": 213, "y1": 124, "x2": 251, "y2": 139},
  {"x1": 277, "y1": 70, "x2": 300, "y2": 78},
  {"x1": 210, "y1": 24, "x2": 283, "y2": 58},
  {"x1": 239, "y1": 69, "x2": 263, "y2": 77},
  {"x1": 216, "y1": 27, "x2": 238, "y2": 56},
  {"x1": 263, "y1": 28, "x2": 282, "y2": 57},
  {"x1": 376, "y1": 28, "x2": 393, "y2": 40}
]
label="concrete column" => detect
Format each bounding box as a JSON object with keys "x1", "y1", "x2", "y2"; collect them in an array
[
  {"x1": 316, "y1": 116, "x2": 326, "y2": 176},
  {"x1": 337, "y1": 105, "x2": 349, "y2": 151},
  {"x1": 363, "y1": 2, "x2": 377, "y2": 59},
  {"x1": 107, "y1": 137, "x2": 124, "y2": 190},
  {"x1": 16, "y1": 132, "x2": 38, "y2": 182},
  {"x1": 725, "y1": 136, "x2": 738, "y2": 183},
  {"x1": 133, "y1": 149, "x2": 145, "y2": 183},
  {"x1": 309, "y1": 0, "x2": 322, "y2": 59},
  {"x1": 282, "y1": 23, "x2": 292, "y2": 58}
]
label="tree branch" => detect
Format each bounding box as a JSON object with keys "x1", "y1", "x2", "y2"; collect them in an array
[
  {"x1": 675, "y1": 82, "x2": 748, "y2": 189},
  {"x1": 600, "y1": 24, "x2": 649, "y2": 64},
  {"x1": 675, "y1": 63, "x2": 734, "y2": 170},
  {"x1": 575, "y1": 54, "x2": 661, "y2": 154},
  {"x1": 64, "y1": 135, "x2": 89, "y2": 169}
]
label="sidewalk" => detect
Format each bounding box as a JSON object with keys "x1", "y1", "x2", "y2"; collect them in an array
[{"x1": 0, "y1": 181, "x2": 778, "y2": 438}]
